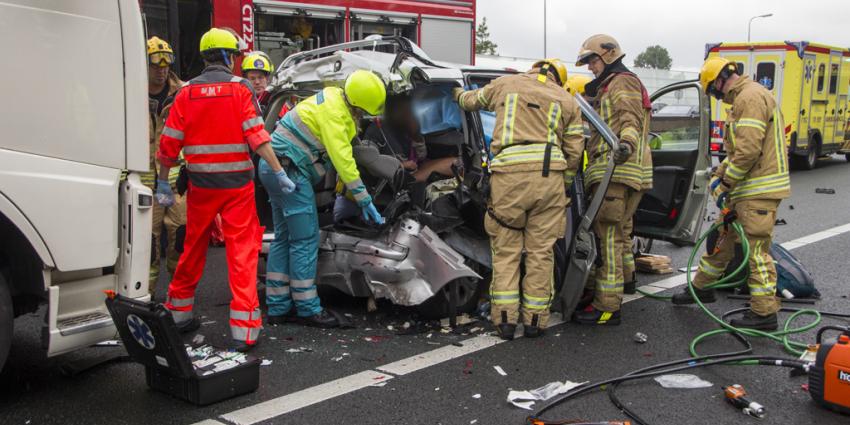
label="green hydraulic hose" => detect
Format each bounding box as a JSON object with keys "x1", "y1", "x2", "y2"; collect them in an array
[{"x1": 640, "y1": 205, "x2": 822, "y2": 359}]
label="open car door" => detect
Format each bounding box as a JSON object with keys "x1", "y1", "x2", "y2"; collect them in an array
[{"x1": 634, "y1": 80, "x2": 712, "y2": 245}]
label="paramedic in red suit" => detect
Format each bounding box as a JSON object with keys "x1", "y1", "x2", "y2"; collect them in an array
[{"x1": 155, "y1": 28, "x2": 296, "y2": 352}]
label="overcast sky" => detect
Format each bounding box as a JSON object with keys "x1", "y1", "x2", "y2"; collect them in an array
[{"x1": 477, "y1": 0, "x2": 850, "y2": 71}]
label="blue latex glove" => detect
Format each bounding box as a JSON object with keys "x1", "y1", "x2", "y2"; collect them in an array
[
  {"x1": 155, "y1": 179, "x2": 174, "y2": 206},
  {"x1": 361, "y1": 202, "x2": 385, "y2": 225},
  {"x1": 275, "y1": 169, "x2": 296, "y2": 194}
]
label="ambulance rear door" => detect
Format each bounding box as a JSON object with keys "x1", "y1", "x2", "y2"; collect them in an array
[{"x1": 634, "y1": 81, "x2": 711, "y2": 245}]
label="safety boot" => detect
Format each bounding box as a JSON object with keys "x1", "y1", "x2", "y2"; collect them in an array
[
  {"x1": 573, "y1": 306, "x2": 621, "y2": 326},
  {"x1": 230, "y1": 338, "x2": 259, "y2": 353},
  {"x1": 302, "y1": 310, "x2": 341, "y2": 328},
  {"x1": 266, "y1": 310, "x2": 297, "y2": 326},
  {"x1": 671, "y1": 287, "x2": 716, "y2": 305},
  {"x1": 497, "y1": 323, "x2": 517, "y2": 341},
  {"x1": 730, "y1": 311, "x2": 778, "y2": 331},
  {"x1": 176, "y1": 317, "x2": 200, "y2": 334},
  {"x1": 523, "y1": 325, "x2": 544, "y2": 338}
]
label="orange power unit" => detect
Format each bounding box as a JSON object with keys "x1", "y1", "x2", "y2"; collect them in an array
[{"x1": 809, "y1": 326, "x2": 850, "y2": 415}]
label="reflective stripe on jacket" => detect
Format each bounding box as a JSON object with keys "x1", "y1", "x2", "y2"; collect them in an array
[
  {"x1": 585, "y1": 72, "x2": 653, "y2": 191},
  {"x1": 143, "y1": 71, "x2": 183, "y2": 188},
  {"x1": 157, "y1": 65, "x2": 271, "y2": 189},
  {"x1": 456, "y1": 70, "x2": 584, "y2": 185},
  {"x1": 270, "y1": 87, "x2": 371, "y2": 206},
  {"x1": 716, "y1": 78, "x2": 790, "y2": 201}
]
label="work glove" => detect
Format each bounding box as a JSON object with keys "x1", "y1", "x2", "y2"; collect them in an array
[
  {"x1": 452, "y1": 87, "x2": 464, "y2": 102},
  {"x1": 361, "y1": 201, "x2": 385, "y2": 225},
  {"x1": 155, "y1": 179, "x2": 174, "y2": 207},
  {"x1": 275, "y1": 169, "x2": 297, "y2": 194},
  {"x1": 710, "y1": 176, "x2": 730, "y2": 208},
  {"x1": 612, "y1": 142, "x2": 633, "y2": 165}
]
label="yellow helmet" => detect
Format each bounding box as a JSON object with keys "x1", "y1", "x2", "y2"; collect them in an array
[
  {"x1": 576, "y1": 34, "x2": 624, "y2": 65},
  {"x1": 699, "y1": 57, "x2": 738, "y2": 99},
  {"x1": 199, "y1": 28, "x2": 239, "y2": 53},
  {"x1": 532, "y1": 58, "x2": 568, "y2": 86},
  {"x1": 565, "y1": 74, "x2": 592, "y2": 95},
  {"x1": 344, "y1": 70, "x2": 387, "y2": 116},
  {"x1": 242, "y1": 52, "x2": 273, "y2": 74},
  {"x1": 146, "y1": 36, "x2": 174, "y2": 67}
]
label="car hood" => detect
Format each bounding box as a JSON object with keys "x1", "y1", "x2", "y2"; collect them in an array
[{"x1": 269, "y1": 37, "x2": 463, "y2": 94}]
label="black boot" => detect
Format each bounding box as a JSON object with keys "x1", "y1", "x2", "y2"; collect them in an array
[
  {"x1": 497, "y1": 323, "x2": 516, "y2": 341},
  {"x1": 230, "y1": 338, "x2": 259, "y2": 352},
  {"x1": 624, "y1": 271, "x2": 637, "y2": 295},
  {"x1": 176, "y1": 317, "x2": 200, "y2": 334},
  {"x1": 267, "y1": 310, "x2": 297, "y2": 326},
  {"x1": 523, "y1": 325, "x2": 544, "y2": 338},
  {"x1": 302, "y1": 310, "x2": 341, "y2": 328},
  {"x1": 671, "y1": 287, "x2": 716, "y2": 305},
  {"x1": 575, "y1": 288, "x2": 595, "y2": 311},
  {"x1": 573, "y1": 306, "x2": 621, "y2": 326},
  {"x1": 730, "y1": 311, "x2": 778, "y2": 331}
]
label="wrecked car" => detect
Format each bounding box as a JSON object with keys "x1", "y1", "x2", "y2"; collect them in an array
[{"x1": 255, "y1": 37, "x2": 712, "y2": 318}]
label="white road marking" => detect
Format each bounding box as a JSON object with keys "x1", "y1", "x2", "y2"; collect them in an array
[
  {"x1": 378, "y1": 334, "x2": 503, "y2": 375},
  {"x1": 210, "y1": 221, "x2": 850, "y2": 424},
  {"x1": 220, "y1": 371, "x2": 393, "y2": 425}
]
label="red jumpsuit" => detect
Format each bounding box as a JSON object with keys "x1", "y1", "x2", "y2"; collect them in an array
[{"x1": 157, "y1": 65, "x2": 270, "y2": 346}]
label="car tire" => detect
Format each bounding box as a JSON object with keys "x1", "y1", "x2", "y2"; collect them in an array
[
  {"x1": 415, "y1": 277, "x2": 480, "y2": 320},
  {"x1": 0, "y1": 273, "x2": 13, "y2": 372}
]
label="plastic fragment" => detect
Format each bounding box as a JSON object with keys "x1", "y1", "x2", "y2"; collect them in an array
[
  {"x1": 494, "y1": 366, "x2": 507, "y2": 376},
  {"x1": 654, "y1": 374, "x2": 713, "y2": 389},
  {"x1": 633, "y1": 332, "x2": 648, "y2": 343}
]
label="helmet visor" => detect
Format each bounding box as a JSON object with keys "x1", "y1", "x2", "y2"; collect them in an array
[{"x1": 149, "y1": 51, "x2": 174, "y2": 67}]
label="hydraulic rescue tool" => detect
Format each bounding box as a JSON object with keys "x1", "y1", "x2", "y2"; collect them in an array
[{"x1": 723, "y1": 384, "x2": 766, "y2": 419}]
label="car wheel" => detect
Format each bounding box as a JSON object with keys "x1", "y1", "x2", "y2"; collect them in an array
[
  {"x1": 0, "y1": 273, "x2": 13, "y2": 372},
  {"x1": 416, "y1": 277, "x2": 480, "y2": 320}
]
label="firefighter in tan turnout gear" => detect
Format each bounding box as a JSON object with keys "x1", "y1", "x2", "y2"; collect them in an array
[
  {"x1": 573, "y1": 34, "x2": 653, "y2": 326},
  {"x1": 672, "y1": 57, "x2": 788, "y2": 330},
  {"x1": 145, "y1": 36, "x2": 186, "y2": 295},
  {"x1": 454, "y1": 59, "x2": 584, "y2": 340}
]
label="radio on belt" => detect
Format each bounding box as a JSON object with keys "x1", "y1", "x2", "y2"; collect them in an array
[{"x1": 105, "y1": 294, "x2": 259, "y2": 405}]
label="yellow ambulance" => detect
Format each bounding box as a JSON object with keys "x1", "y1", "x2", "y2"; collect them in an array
[{"x1": 705, "y1": 41, "x2": 850, "y2": 169}]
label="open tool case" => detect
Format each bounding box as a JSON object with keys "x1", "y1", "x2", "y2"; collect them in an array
[{"x1": 105, "y1": 295, "x2": 259, "y2": 405}]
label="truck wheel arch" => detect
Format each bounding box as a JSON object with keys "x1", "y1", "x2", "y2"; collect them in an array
[
  {"x1": 0, "y1": 194, "x2": 53, "y2": 268},
  {"x1": 0, "y1": 200, "x2": 50, "y2": 317}
]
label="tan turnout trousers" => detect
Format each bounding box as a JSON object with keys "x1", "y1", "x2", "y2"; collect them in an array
[
  {"x1": 591, "y1": 183, "x2": 644, "y2": 312},
  {"x1": 692, "y1": 199, "x2": 781, "y2": 316},
  {"x1": 487, "y1": 171, "x2": 567, "y2": 329},
  {"x1": 150, "y1": 193, "x2": 186, "y2": 293}
]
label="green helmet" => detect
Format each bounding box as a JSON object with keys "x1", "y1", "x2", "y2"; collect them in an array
[{"x1": 344, "y1": 70, "x2": 387, "y2": 116}]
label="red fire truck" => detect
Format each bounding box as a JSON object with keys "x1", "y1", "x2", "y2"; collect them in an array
[{"x1": 140, "y1": 0, "x2": 476, "y2": 79}]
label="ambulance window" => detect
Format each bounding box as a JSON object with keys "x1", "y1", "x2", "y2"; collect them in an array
[
  {"x1": 735, "y1": 62, "x2": 745, "y2": 75},
  {"x1": 817, "y1": 64, "x2": 826, "y2": 92},
  {"x1": 755, "y1": 63, "x2": 775, "y2": 90},
  {"x1": 829, "y1": 64, "x2": 839, "y2": 94}
]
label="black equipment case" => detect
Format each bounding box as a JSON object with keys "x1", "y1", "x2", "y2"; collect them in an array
[{"x1": 105, "y1": 294, "x2": 259, "y2": 405}]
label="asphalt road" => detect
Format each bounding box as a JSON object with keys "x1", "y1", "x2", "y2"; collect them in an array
[{"x1": 2, "y1": 155, "x2": 850, "y2": 425}]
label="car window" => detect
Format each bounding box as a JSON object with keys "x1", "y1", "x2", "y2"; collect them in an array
[
  {"x1": 465, "y1": 75, "x2": 502, "y2": 149},
  {"x1": 649, "y1": 86, "x2": 701, "y2": 151}
]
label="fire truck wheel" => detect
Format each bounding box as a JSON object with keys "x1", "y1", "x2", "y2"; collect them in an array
[{"x1": 0, "y1": 273, "x2": 12, "y2": 372}]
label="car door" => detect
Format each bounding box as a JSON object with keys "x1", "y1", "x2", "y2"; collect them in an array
[{"x1": 634, "y1": 80, "x2": 711, "y2": 245}]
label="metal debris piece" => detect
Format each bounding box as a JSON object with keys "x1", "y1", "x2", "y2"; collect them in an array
[
  {"x1": 815, "y1": 188, "x2": 836, "y2": 194},
  {"x1": 261, "y1": 359, "x2": 273, "y2": 366},
  {"x1": 633, "y1": 332, "x2": 648, "y2": 344},
  {"x1": 494, "y1": 366, "x2": 507, "y2": 376},
  {"x1": 507, "y1": 380, "x2": 587, "y2": 410},
  {"x1": 472, "y1": 394, "x2": 481, "y2": 399},
  {"x1": 285, "y1": 347, "x2": 313, "y2": 353},
  {"x1": 201, "y1": 320, "x2": 217, "y2": 325}
]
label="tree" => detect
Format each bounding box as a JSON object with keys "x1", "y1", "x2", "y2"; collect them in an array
[
  {"x1": 634, "y1": 45, "x2": 672, "y2": 70},
  {"x1": 475, "y1": 17, "x2": 498, "y2": 55}
]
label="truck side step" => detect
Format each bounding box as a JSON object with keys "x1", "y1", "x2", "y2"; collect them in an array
[{"x1": 57, "y1": 311, "x2": 113, "y2": 336}]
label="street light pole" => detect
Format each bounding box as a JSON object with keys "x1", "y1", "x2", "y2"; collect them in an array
[
  {"x1": 543, "y1": 0, "x2": 547, "y2": 57},
  {"x1": 747, "y1": 13, "x2": 773, "y2": 43}
]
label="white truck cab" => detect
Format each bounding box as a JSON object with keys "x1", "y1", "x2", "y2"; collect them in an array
[{"x1": 0, "y1": 0, "x2": 152, "y2": 370}]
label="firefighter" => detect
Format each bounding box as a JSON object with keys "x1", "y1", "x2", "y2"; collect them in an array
[
  {"x1": 565, "y1": 74, "x2": 592, "y2": 96},
  {"x1": 671, "y1": 57, "x2": 788, "y2": 330},
  {"x1": 259, "y1": 69, "x2": 386, "y2": 328},
  {"x1": 145, "y1": 36, "x2": 186, "y2": 296},
  {"x1": 242, "y1": 51, "x2": 274, "y2": 110},
  {"x1": 573, "y1": 34, "x2": 653, "y2": 326},
  {"x1": 454, "y1": 59, "x2": 585, "y2": 340},
  {"x1": 156, "y1": 28, "x2": 292, "y2": 351}
]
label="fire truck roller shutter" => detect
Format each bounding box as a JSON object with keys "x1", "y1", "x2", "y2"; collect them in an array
[{"x1": 420, "y1": 16, "x2": 473, "y2": 65}]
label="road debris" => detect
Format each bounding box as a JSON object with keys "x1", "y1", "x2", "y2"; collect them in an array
[
  {"x1": 815, "y1": 188, "x2": 836, "y2": 194},
  {"x1": 775, "y1": 218, "x2": 788, "y2": 225},
  {"x1": 364, "y1": 336, "x2": 391, "y2": 343},
  {"x1": 654, "y1": 374, "x2": 713, "y2": 389},
  {"x1": 633, "y1": 332, "x2": 648, "y2": 344},
  {"x1": 494, "y1": 366, "x2": 508, "y2": 376},
  {"x1": 636, "y1": 254, "x2": 674, "y2": 274},
  {"x1": 261, "y1": 359, "x2": 273, "y2": 366},
  {"x1": 285, "y1": 347, "x2": 314, "y2": 353},
  {"x1": 507, "y1": 380, "x2": 586, "y2": 410},
  {"x1": 462, "y1": 359, "x2": 474, "y2": 375},
  {"x1": 472, "y1": 393, "x2": 481, "y2": 399},
  {"x1": 192, "y1": 334, "x2": 205, "y2": 345},
  {"x1": 200, "y1": 320, "x2": 217, "y2": 326}
]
